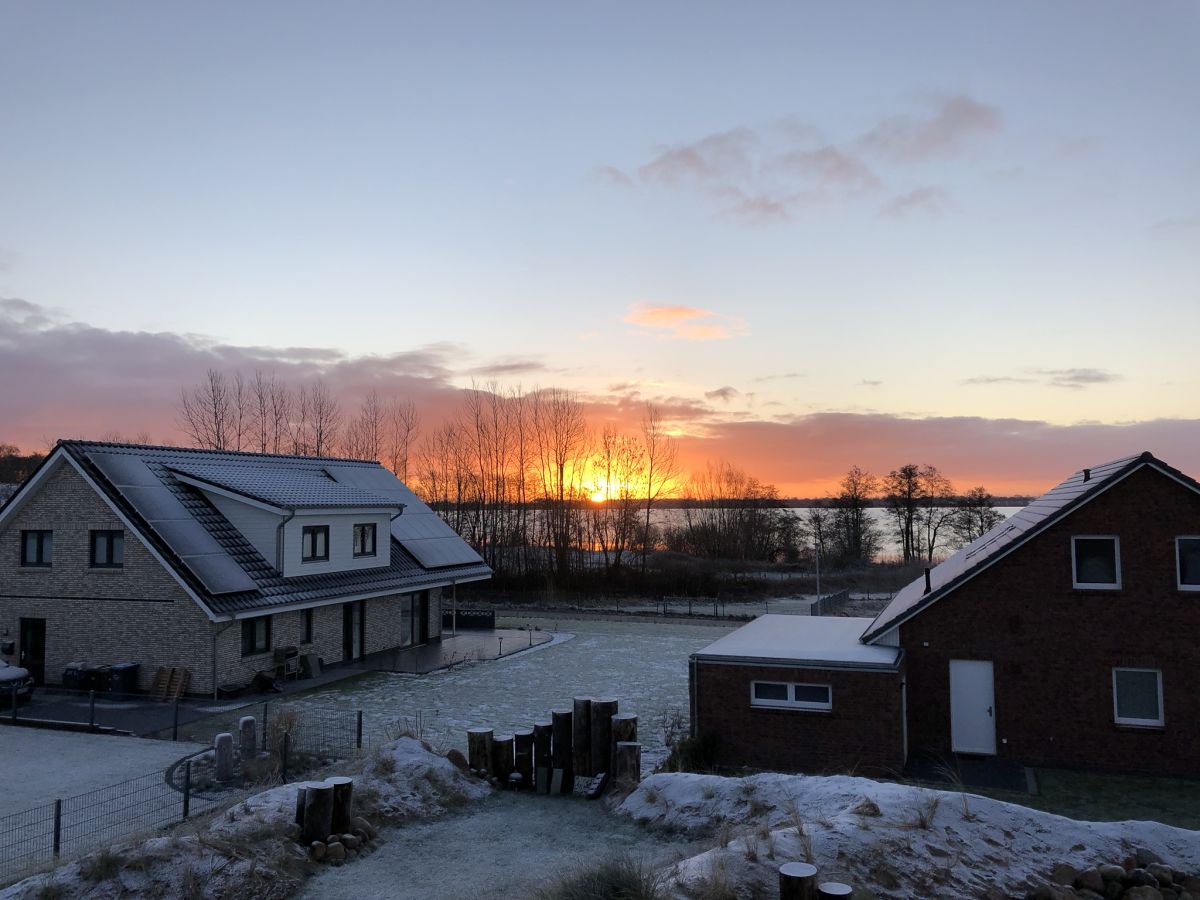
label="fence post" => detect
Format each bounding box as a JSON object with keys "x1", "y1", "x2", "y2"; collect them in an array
[
  {"x1": 88, "y1": 690, "x2": 96, "y2": 730},
  {"x1": 262, "y1": 701, "x2": 269, "y2": 751},
  {"x1": 356, "y1": 710, "x2": 363, "y2": 750},
  {"x1": 182, "y1": 760, "x2": 191, "y2": 821},
  {"x1": 52, "y1": 798, "x2": 61, "y2": 858},
  {"x1": 172, "y1": 701, "x2": 180, "y2": 741},
  {"x1": 281, "y1": 732, "x2": 290, "y2": 783},
  {"x1": 9, "y1": 683, "x2": 15, "y2": 723}
]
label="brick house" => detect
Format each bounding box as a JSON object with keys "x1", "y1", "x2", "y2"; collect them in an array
[
  {"x1": 0, "y1": 441, "x2": 491, "y2": 696},
  {"x1": 690, "y1": 452, "x2": 1200, "y2": 777}
]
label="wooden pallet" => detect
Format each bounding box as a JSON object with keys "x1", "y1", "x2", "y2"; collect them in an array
[{"x1": 150, "y1": 666, "x2": 191, "y2": 703}]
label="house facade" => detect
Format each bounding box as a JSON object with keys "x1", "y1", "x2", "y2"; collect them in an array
[
  {"x1": 0, "y1": 441, "x2": 491, "y2": 696},
  {"x1": 691, "y1": 452, "x2": 1200, "y2": 777}
]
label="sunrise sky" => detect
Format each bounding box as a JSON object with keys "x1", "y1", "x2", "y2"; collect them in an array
[{"x1": 1, "y1": 2, "x2": 1197, "y2": 495}]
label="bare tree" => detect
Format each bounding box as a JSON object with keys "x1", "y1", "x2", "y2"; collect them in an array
[
  {"x1": 177, "y1": 368, "x2": 233, "y2": 449},
  {"x1": 385, "y1": 398, "x2": 421, "y2": 481},
  {"x1": 588, "y1": 426, "x2": 645, "y2": 573},
  {"x1": 917, "y1": 465, "x2": 957, "y2": 562},
  {"x1": 639, "y1": 404, "x2": 679, "y2": 574},
  {"x1": 249, "y1": 370, "x2": 292, "y2": 454},
  {"x1": 342, "y1": 390, "x2": 385, "y2": 461},
  {"x1": 291, "y1": 379, "x2": 341, "y2": 456},
  {"x1": 883, "y1": 463, "x2": 923, "y2": 564},
  {"x1": 532, "y1": 388, "x2": 590, "y2": 581},
  {"x1": 953, "y1": 486, "x2": 1005, "y2": 546},
  {"x1": 830, "y1": 465, "x2": 880, "y2": 566}
]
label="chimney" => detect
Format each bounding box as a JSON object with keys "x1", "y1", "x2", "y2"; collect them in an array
[
  {"x1": 923, "y1": 567, "x2": 932, "y2": 595},
  {"x1": 1082, "y1": 468, "x2": 1091, "y2": 482}
]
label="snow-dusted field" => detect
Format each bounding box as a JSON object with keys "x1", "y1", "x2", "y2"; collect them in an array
[
  {"x1": 288, "y1": 617, "x2": 735, "y2": 770},
  {"x1": 0, "y1": 729, "x2": 205, "y2": 819}
]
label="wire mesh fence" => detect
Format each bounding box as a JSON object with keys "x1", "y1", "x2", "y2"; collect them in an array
[{"x1": 0, "y1": 703, "x2": 367, "y2": 885}]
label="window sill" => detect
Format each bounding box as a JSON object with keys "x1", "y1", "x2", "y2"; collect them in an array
[
  {"x1": 300, "y1": 558, "x2": 329, "y2": 565},
  {"x1": 750, "y1": 704, "x2": 833, "y2": 714},
  {"x1": 1113, "y1": 722, "x2": 1165, "y2": 732}
]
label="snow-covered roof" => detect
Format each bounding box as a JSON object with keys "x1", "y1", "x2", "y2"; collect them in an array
[
  {"x1": 861, "y1": 451, "x2": 1200, "y2": 643},
  {"x1": 692, "y1": 615, "x2": 902, "y2": 670}
]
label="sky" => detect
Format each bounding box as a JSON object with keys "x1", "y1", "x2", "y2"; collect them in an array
[{"x1": 1, "y1": 1, "x2": 1198, "y2": 495}]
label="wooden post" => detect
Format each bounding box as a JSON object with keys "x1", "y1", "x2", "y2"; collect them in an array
[
  {"x1": 572, "y1": 698, "x2": 592, "y2": 777},
  {"x1": 779, "y1": 862, "x2": 818, "y2": 900},
  {"x1": 612, "y1": 741, "x2": 641, "y2": 788},
  {"x1": 301, "y1": 781, "x2": 335, "y2": 845},
  {"x1": 492, "y1": 734, "x2": 515, "y2": 784},
  {"x1": 817, "y1": 884, "x2": 853, "y2": 899},
  {"x1": 550, "y1": 708, "x2": 573, "y2": 794},
  {"x1": 611, "y1": 713, "x2": 637, "y2": 747},
  {"x1": 533, "y1": 721, "x2": 553, "y2": 794},
  {"x1": 328, "y1": 776, "x2": 354, "y2": 833},
  {"x1": 214, "y1": 732, "x2": 235, "y2": 782},
  {"x1": 295, "y1": 782, "x2": 314, "y2": 827},
  {"x1": 589, "y1": 699, "x2": 618, "y2": 774},
  {"x1": 239, "y1": 716, "x2": 257, "y2": 761},
  {"x1": 467, "y1": 728, "x2": 494, "y2": 775},
  {"x1": 513, "y1": 729, "x2": 534, "y2": 790}
]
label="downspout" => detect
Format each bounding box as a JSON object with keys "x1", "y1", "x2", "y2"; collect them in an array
[{"x1": 451, "y1": 580, "x2": 457, "y2": 636}]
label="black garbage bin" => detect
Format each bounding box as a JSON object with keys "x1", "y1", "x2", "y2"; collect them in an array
[
  {"x1": 107, "y1": 662, "x2": 141, "y2": 695},
  {"x1": 82, "y1": 665, "x2": 110, "y2": 692},
  {"x1": 63, "y1": 663, "x2": 85, "y2": 691}
]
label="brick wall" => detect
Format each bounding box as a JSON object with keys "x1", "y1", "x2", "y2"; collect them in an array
[
  {"x1": 900, "y1": 465, "x2": 1200, "y2": 775},
  {"x1": 692, "y1": 659, "x2": 906, "y2": 775}
]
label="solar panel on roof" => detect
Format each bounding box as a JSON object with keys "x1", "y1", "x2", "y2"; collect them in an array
[
  {"x1": 180, "y1": 553, "x2": 259, "y2": 595},
  {"x1": 391, "y1": 517, "x2": 484, "y2": 567},
  {"x1": 89, "y1": 452, "x2": 167, "y2": 487}
]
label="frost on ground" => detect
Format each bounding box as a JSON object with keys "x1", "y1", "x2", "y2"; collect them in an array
[
  {"x1": 2, "y1": 737, "x2": 489, "y2": 900},
  {"x1": 619, "y1": 771, "x2": 1200, "y2": 898}
]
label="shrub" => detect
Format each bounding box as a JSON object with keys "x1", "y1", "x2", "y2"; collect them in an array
[
  {"x1": 79, "y1": 848, "x2": 124, "y2": 882},
  {"x1": 662, "y1": 733, "x2": 720, "y2": 773},
  {"x1": 534, "y1": 854, "x2": 667, "y2": 900}
]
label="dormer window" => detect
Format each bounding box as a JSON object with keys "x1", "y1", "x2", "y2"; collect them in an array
[
  {"x1": 90, "y1": 530, "x2": 124, "y2": 568},
  {"x1": 1072, "y1": 536, "x2": 1120, "y2": 589},
  {"x1": 301, "y1": 525, "x2": 329, "y2": 563},
  {"x1": 353, "y1": 523, "x2": 377, "y2": 558},
  {"x1": 1177, "y1": 537, "x2": 1200, "y2": 591}
]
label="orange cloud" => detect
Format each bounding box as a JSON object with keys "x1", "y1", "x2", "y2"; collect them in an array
[{"x1": 623, "y1": 304, "x2": 746, "y2": 341}]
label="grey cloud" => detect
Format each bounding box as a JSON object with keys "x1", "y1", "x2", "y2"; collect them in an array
[
  {"x1": 1149, "y1": 215, "x2": 1200, "y2": 238},
  {"x1": 638, "y1": 128, "x2": 759, "y2": 185},
  {"x1": 859, "y1": 380, "x2": 883, "y2": 388},
  {"x1": 878, "y1": 186, "x2": 950, "y2": 218},
  {"x1": 963, "y1": 369, "x2": 1120, "y2": 390},
  {"x1": 859, "y1": 95, "x2": 1002, "y2": 163},
  {"x1": 592, "y1": 165, "x2": 634, "y2": 188},
  {"x1": 772, "y1": 145, "x2": 880, "y2": 191},
  {"x1": 465, "y1": 358, "x2": 547, "y2": 377},
  {"x1": 704, "y1": 386, "x2": 740, "y2": 403}
]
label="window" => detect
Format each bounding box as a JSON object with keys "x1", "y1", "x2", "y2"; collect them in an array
[
  {"x1": 302, "y1": 608, "x2": 314, "y2": 644},
  {"x1": 352, "y1": 523, "x2": 377, "y2": 558},
  {"x1": 90, "y1": 530, "x2": 125, "y2": 568},
  {"x1": 1072, "y1": 536, "x2": 1120, "y2": 589},
  {"x1": 750, "y1": 681, "x2": 833, "y2": 711},
  {"x1": 241, "y1": 617, "x2": 272, "y2": 656},
  {"x1": 1177, "y1": 537, "x2": 1200, "y2": 591},
  {"x1": 20, "y1": 530, "x2": 53, "y2": 567},
  {"x1": 1113, "y1": 668, "x2": 1163, "y2": 727},
  {"x1": 301, "y1": 525, "x2": 329, "y2": 562}
]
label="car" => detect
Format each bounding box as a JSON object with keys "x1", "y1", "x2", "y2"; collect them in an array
[{"x1": 0, "y1": 659, "x2": 34, "y2": 705}]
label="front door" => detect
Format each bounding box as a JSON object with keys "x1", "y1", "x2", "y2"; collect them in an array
[
  {"x1": 949, "y1": 659, "x2": 996, "y2": 755},
  {"x1": 342, "y1": 601, "x2": 364, "y2": 662},
  {"x1": 19, "y1": 618, "x2": 46, "y2": 685}
]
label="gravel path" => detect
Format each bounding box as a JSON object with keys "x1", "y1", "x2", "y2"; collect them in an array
[{"x1": 301, "y1": 791, "x2": 710, "y2": 900}]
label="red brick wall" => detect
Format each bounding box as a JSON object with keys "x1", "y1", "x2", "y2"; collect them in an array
[
  {"x1": 692, "y1": 660, "x2": 906, "y2": 775},
  {"x1": 900, "y1": 466, "x2": 1200, "y2": 775}
]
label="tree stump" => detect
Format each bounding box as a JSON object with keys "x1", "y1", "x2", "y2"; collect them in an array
[
  {"x1": 779, "y1": 862, "x2": 818, "y2": 900},
  {"x1": 214, "y1": 732, "x2": 235, "y2": 782},
  {"x1": 467, "y1": 728, "x2": 494, "y2": 775},
  {"x1": 239, "y1": 716, "x2": 257, "y2": 761},
  {"x1": 301, "y1": 781, "x2": 335, "y2": 845},
  {"x1": 818, "y1": 884, "x2": 853, "y2": 899},
  {"x1": 328, "y1": 776, "x2": 354, "y2": 834},
  {"x1": 295, "y1": 781, "x2": 318, "y2": 826},
  {"x1": 612, "y1": 741, "x2": 641, "y2": 789},
  {"x1": 514, "y1": 729, "x2": 534, "y2": 790},
  {"x1": 551, "y1": 709, "x2": 574, "y2": 794},
  {"x1": 611, "y1": 713, "x2": 637, "y2": 747},
  {"x1": 492, "y1": 734, "x2": 515, "y2": 783},
  {"x1": 572, "y1": 698, "x2": 592, "y2": 777},
  {"x1": 533, "y1": 721, "x2": 553, "y2": 794},
  {"x1": 589, "y1": 699, "x2": 618, "y2": 774}
]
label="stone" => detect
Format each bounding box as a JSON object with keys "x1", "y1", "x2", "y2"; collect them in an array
[
  {"x1": 346, "y1": 847, "x2": 358, "y2": 859},
  {"x1": 342, "y1": 834, "x2": 360, "y2": 850},
  {"x1": 239, "y1": 716, "x2": 257, "y2": 761},
  {"x1": 1099, "y1": 865, "x2": 1127, "y2": 882},
  {"x1": 325, "y1": 841, "x2": 346, "y2": 863},
  {"x1": 309, "y1": 841, "x2": 326, "y2": 862},
  {"x1": 446, "y1": 748, "x2": 469, "y2": 772},
  {"x1": 1103, "y1": 881, "x2": 1125, "y2": 900},
  {"x1": 1052, "y1": 863, "x2": 1081, "y2": 886},
  {"x1": 214, "y1": 733, "x2": 235, "y2": 782},
  {"x1": 1123, "y1": 887, "x2": 1164, "y2": 900},
  {"x1": 1076, "y1": 868, "x2": 1105, "y2": 893},
  {"x1": 1127, "y1": 869, "x2": 1162, "y2": 889},
  {"x1": 352, "y1": 816, "x2": 378, "y2": 840},
  {"x1": 1076, "y1": 891, "x2": 1105, "y2": 900},
  {"x1": 1178, "y1": 891, "x2": 1194, "y2": 900},
  {"x1": 1137, "y1": 848, "x2": 1166, "y2": 868},
  {"x1": 1148, "y1": 864, "x2": 1176, "y2": 885},
  {"x1": 1184, "y1": 878, "x2": 1200, "y2": 894}
]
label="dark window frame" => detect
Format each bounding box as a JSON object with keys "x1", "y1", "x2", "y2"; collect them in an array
[
  {"x1": 90, "y1": 529, "x2": 125, "y2": 569},
  {"x1": 301, "y1": 525, "x2": 329, "y2": 563},
  {"x1": 352, "y1": 523, "x2": 377, "y2": 558},
  {"x1": 241, "y1": 616, "x2": 272, "y2": 657},
  {"x1": 1071, "y1": 535, "x2": 1120, "y2": 589},
  {"x1": 302, "y1": 608, "x2": 314, "y2": 644},
  {"x1": 20, "y1": 530, "x2": 53, "y2": 567},
  {"x1": 1176, "y1": 536, "x2": 1200, "y2": 591}
]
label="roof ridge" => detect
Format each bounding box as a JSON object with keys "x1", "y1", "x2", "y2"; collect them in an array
[{"x1": 59, "y1": 439, "x2": 381, "y2": 467}]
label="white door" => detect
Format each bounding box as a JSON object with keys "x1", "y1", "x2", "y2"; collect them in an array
[{"x1": 949, "y1": 659, "x2": 996, "y2": 755}]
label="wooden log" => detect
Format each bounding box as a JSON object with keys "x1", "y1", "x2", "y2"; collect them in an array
[
  {"x1": 239, "y1": 716, "x2": 257, "y2": 761},
  {"x1": 571, "y1": 698, "x2": 592, "y2": 777},
  {"x1": 294, "y1": 782, "x2": 315, "y2": 826},
  {"x1": 214, "y1": 732, "x2": 235, "y2": 782},
  {"x1": 612, "y1": 741, "x2": 641, "y2": 789},
  {"x1": 301, "y1": 781, "x2": 335, "y2": 845},
  {"x1": 589, "y1": 699, "x2": 618, "y2": 774},
  {"x1": 467, "y1": 727, "x2": 494, "y2": 775},
  {"x1": 611, "y1": 713, "x2": 637, "y2": 747},
  {"x1": 513, "y1": 729, "x2": 534, "y2": 790},
  {"x1": 551, "y1": 709, "x2": 574, "y2": 794},
  {"x1": 492, "y1": 734, "x2": 515, "y2": 783},
  {"x1": 817, "y1": 884, "x2": 853, "y2": 899},
  {"x1": 327, "y1": 776, "x2": 354, "y2": 834},
  {"x1": 779, "y1": 862, "x2": 818, "y2": 900},
  {"x1": 533, "y1": 721, "x2": 553, "y2": 795}
]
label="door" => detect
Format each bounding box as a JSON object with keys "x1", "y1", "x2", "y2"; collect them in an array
[
  {"x1": 19, "y1": 618, "x2": 46, "y2": 686},
  {"x1": 417, "y1": 591, "x2": 429, "y2": 644},
  {"x1": 342, "y1": 601, "x2": 364, "y2": 662},
  {"x1": 949, "y1": 659, "x2": 996, "y2": 755}
]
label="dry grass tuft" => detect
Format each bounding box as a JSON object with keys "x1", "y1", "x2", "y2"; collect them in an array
[
  {"x1": 79, "y1": 848, "x2": 124, "y2": 882},
  {"x1": 850, "y1": 796, "x2": 881, "y2": 817}
]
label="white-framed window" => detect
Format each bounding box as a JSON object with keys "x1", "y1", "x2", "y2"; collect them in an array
[
  {"x1": 1072, "y1": 535, "x2": 1120, "y2": 589},
  {"x1": 1176, "y1": 537, "x2": 1200, "y2": 591},
  {"x1": 302, "y1": 525, "x2": 329, "y2": 562},
  {"x1": 1112, "y1": 668, "x2": 1163, "y2": 727},
  {"x1": 352, "y1": 523, "x2": 377, "y2": 558},
  {"x1": 750, "y1": 680, "x2": 832, "y2": 711}
]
